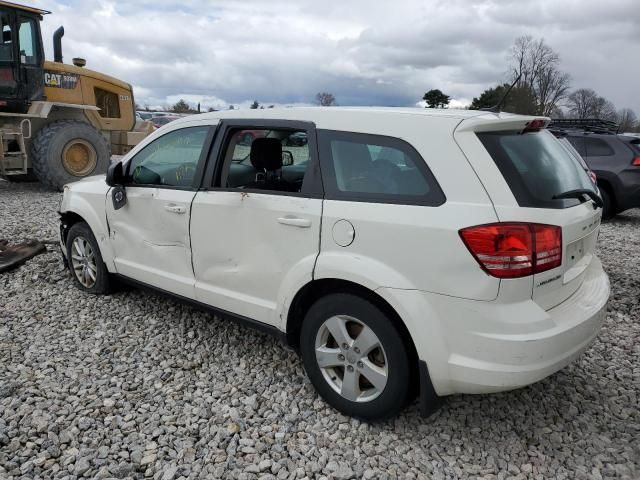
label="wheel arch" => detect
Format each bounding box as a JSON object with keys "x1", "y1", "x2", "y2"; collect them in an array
[
  {"x1": 59, "y1": 210, "x2": 86, "y2": 245},
  {"x1": 59, "y1": 192, "x2": 115, "y2": 271},
  {"x1": 285, "y1": 278, "x2": 421, "y2": 396},
  {"x1": 596, "y1": 177, "x2": 617, "y2": 209}
]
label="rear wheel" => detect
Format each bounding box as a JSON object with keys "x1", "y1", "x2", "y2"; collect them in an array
[
  {"x1": 300, "y1": 293, "x2": 412, "y2": 420},
  {"x1": 599, "y1": 187, "x2": 615, "y2": 220},
  {"x1": 31, "y1": 120, "x2": 111, "y2": 191},
  {"x1": 65, "y1": 222, "x2": 111, "y2": 294}
]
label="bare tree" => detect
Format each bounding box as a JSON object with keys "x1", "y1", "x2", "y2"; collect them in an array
[
  {"x1": 567, "y1": 88, "x2": 617, "y2": 120},
  {"x1": 508, "y1": 36, "x2": 571, "y2": 115},
  {"x1": 316, "y1": 92, "x2": 336, "y2": 106},
  {"x1": 617, "y1": 108, "x2": 638, "y2": 132},
  {"x1": 566, "y1": 88, "x2": 597, "y2": 118}
]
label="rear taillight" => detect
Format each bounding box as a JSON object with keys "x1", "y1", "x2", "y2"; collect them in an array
[
  {"x1": 588, "y1": 171, "x2": 597, "y2": 184},
  {"x1": 632, "y1": 157, "x2": 640, "y2": 166},
  {"x1": 459, "y1": 222, "x2": 562, "y2": 279}
]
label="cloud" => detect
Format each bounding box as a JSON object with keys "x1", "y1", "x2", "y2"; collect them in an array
[{"x1": 33, "y1": 0, "x2": 639, "y2": 113}]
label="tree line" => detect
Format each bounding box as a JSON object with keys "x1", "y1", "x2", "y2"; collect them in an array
[{"x1": 422, "y1": 35, "x2": 639, "y2": 132}]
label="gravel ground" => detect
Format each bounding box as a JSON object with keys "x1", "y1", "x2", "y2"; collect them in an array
[{"x1": 0, "y1": 179, "x2": 638, "y2": 480}]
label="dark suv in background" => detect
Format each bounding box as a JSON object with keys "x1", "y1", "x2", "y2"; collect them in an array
[{"x1": 550, "y1": 119, "x2": 640, "y2": 219}]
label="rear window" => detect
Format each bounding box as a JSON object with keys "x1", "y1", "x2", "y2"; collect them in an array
[
  {"x1": 584, "y1": 137, "x2": 614, "y2": 157},
  {"x1": 478, "y1": 130, "x2": 596, "y2": 209},
  {"x1": 558, "y1": 137, "x2": 590, "y2": 170},
  {"x1": 627, "y1": 138, "x2": 640, "y2": 154}
]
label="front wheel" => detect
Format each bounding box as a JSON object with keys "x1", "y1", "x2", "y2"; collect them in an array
[
  {"x1": 65, "y1": 222, "x2": 111, "y2": 294},
  {"x1": 300, "y1": 293, "x2": 412, "y2": 420}
]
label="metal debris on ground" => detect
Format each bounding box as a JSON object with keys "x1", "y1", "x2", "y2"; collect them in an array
[{"x1": 0, "y1": 239, "x2": 47, "y2": 273}]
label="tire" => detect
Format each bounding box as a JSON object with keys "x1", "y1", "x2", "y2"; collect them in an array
[
  {"x1": 65, "y1": 222, "x2": 111, "y2": 294},
  {"x1": 300, "y1": 293, "x2": 412, "y2": 420},
  {"x1": 599, "y1": 187, "x2": 615, "y2": 220},
  {"x1": 31, "y1": 120, "x2": 111, "y2": 191}
]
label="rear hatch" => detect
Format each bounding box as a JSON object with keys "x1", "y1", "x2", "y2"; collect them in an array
[{"x1": 455, "y1": 115, "x2": 602, "y2": 310}]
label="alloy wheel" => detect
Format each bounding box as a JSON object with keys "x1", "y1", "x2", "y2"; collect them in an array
[
  {"x1": 314, "y1": 315, "x2": 388, "y2": 402},
  {"x1": 70, "y1": 236, "x2": 97, "y2": 288}
]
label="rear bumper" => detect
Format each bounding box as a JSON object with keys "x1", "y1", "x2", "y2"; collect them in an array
[
  {"x1": 380, "y1": 257, "x2": 610, "y2": 396},
  {"x1": 447, "y1": 257, "x2": 609, "y2": 393}
]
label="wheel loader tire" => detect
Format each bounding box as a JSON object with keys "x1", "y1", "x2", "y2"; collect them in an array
[{"x1": 31, "y1": 120, "x2": 111, "y2": 191}]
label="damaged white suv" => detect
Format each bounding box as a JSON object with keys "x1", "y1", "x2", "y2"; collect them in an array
[{"x1": 59, "y1": 108, "x2": 610, "y2": 419}]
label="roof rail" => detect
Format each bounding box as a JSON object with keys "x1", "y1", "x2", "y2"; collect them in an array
[{"x1": 549, "y1": 118, "x2": 620, "y2": 134}]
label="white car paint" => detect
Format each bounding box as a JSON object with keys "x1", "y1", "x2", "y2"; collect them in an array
[
  {"x1": 106, "y1": 187, "x2": 197, "y2": 298},
  {"x1": 59, "y1": 107, "x2": 610, "y2": 397},
  {"x1": 190, "y1": 191, "x2": 323, "y2": 325}
]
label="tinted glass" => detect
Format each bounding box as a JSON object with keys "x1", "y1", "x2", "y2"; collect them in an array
[
  {"x1": 126, "y1": 127, "x2": 208, "y2": 187},
  {"x1": 478, "y1": 130, "x2": 596, "y2": 209},
  {"x1": 558, "y1": 137, "x2": 589, "y2": 170},
  {"x1": 318, "y1": 130, "x2": 445, "y2": 205},
  {"x1": 584, "y1": 137, "x2": 614, "y2": 156},
  {"x1": 628, "y1": 139, "x2": 640, "y2": 154},
  {"x1": 567, "y1": 136, "x2": 586, "y2": 156}
]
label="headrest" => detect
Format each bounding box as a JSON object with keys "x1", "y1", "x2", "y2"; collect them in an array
[{"x1": 250, "y1": 137, "x2": 282, "y2": 172}]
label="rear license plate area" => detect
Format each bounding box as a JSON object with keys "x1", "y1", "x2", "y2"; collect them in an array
[{"x1": 566, "y1": 238, "x2": 585, "y2": 268}]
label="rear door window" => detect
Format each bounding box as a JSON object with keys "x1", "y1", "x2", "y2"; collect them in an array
[
  {"x1": 318, "y1": 130, "x2": 445, "y2": 206},
  {"x1": 478, "y1": 130, "x2": 596, "y2": 209}
]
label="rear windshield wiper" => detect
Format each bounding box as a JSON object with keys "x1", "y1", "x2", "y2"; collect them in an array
[{"x1": 553, "y1": 189, "x2": 603, "y2": 208}]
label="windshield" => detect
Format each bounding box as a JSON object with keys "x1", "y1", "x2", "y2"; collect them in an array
[{"x1": 478, "y1": 129, "x2": 596, "y2": 209}]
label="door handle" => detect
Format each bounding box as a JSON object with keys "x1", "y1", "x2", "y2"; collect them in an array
[
  {"x1": 277, "y1": 216, "x2": 312, "y2": 228},
  {"x1": 164, "y1": 204, "x2": 187, "y2": 214}
]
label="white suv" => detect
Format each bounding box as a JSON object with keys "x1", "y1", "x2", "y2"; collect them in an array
[{"x1": 59, "y1": 108, "x2": 610, "y2": 420}]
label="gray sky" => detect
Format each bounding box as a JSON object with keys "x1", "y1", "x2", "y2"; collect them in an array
[{"x1": 35, "y1": 0, "x2": 640, "y2": 112}]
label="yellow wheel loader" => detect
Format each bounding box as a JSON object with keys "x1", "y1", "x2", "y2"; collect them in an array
[{"x1": 0, "y1": 1, "x2": 153, "y2": 190}]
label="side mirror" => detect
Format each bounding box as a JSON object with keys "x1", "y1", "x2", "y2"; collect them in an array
[
  {"x1": 281, "y1": 151, "x2": 294, "y2": 167},
  {"x1": 106, "y1": 161, "x2": 124, "y2": 187},
  {"x1": 106, "y1": 162, "x2": 127, "y2": 210}
]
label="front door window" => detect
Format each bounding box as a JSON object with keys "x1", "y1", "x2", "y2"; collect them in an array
[{"x1": 126, "y1": 126, "x2": 209, "y2": 188}]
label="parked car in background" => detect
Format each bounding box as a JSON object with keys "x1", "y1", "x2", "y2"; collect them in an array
[
  {"x1": 136, "y1": 111, "x2": 154, "y2": 121},
  {"x1": 285, "y1": 131, "x2": 308, "y2": 146},
  {"x1": 550, "y1": 118, "x2": 640, "y2": 219},
  {"x1": 237, "y1": 129, "x2": 267, "y2": 145},
  {"x1": 152, "y1": 115, "x2": 181, "y2": 129},
  {"x1": 59, "y1": 108, "x2": 609, "y2": 420}
]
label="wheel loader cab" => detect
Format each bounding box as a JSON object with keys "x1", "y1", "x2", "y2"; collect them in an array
[{"x1": 0, "y1": 3, "x2": 46, "y2": 113}]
